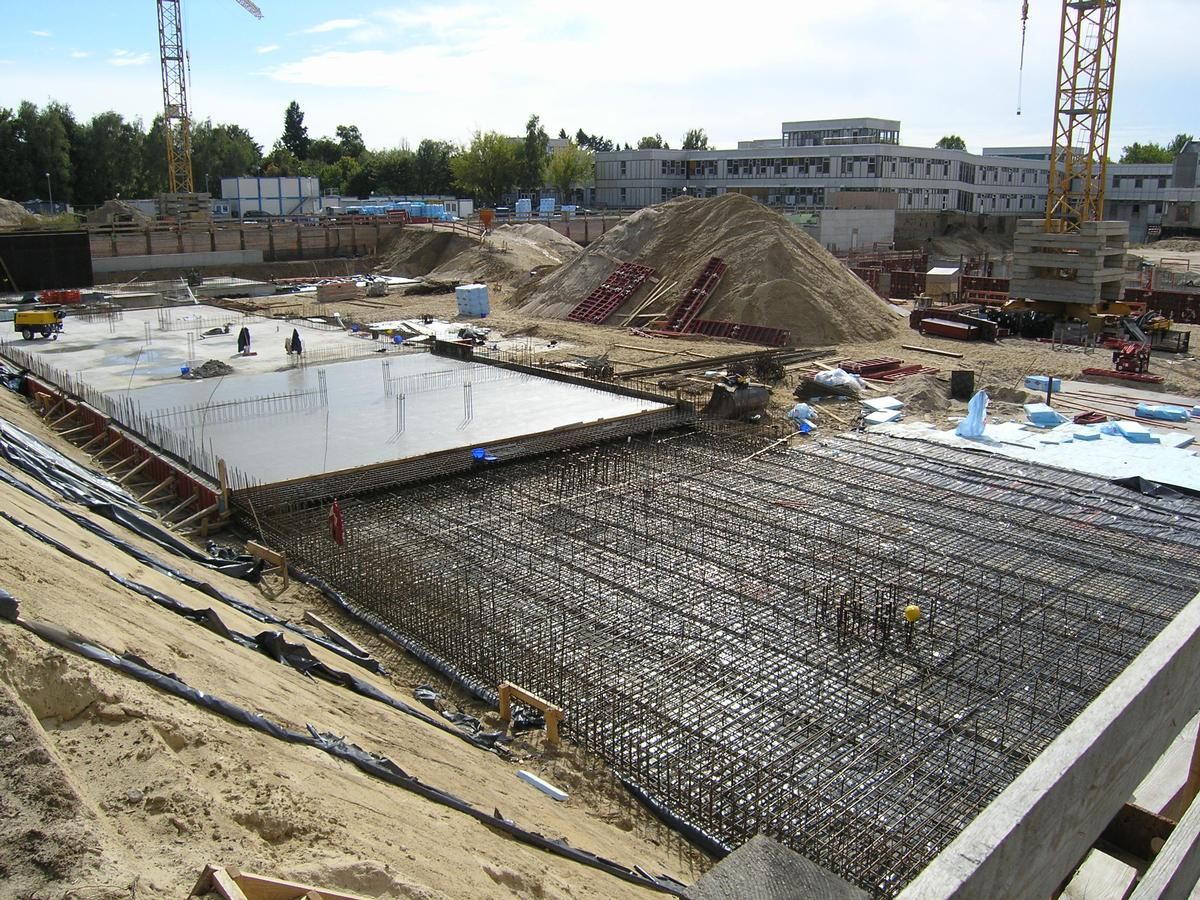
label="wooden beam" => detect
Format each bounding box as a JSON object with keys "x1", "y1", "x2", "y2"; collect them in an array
[
  {"x1": 92, "y1": 437, "x2": 124, "y2": 461},
  {"x1": 162, "y1": 493, "x2": 197, "y2": 522},
  {"x1": 118, "y1": 457, "x2": 152, "y2": 485},
  {"x1": 138, "y1": 476, "x2": 175, "y2": 504},
  {"x1": 1128, "y1": 793, "x2": 1200, "y2": 899},
  {"x1": 898, "y1": 589, "x2": 1200, "y2": 900},
  {"x1": 79, "y1": 427, "x2": 112, "y2": 452},
  {"x1": 49, "y1": 406, "x2": 78, "y2": 429},
  {"x1": 302, "y1": 611, "x2": 371, "y2": 659},
  {"x1": 172, "y1": 501, "x2": 219, "y2": 532},
  {"x1": 900, "y1": 343, "x2": 966, "y2": 359},
  {"x1": 499, "y1": 680, "x2": 564, "y2": 746}
]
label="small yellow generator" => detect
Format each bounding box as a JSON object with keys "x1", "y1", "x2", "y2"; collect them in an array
[{"x1": 14, "y1": 307, "x2": 65, "y2": 340}]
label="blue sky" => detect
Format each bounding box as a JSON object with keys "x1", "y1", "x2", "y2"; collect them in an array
[{"x1": 0, "y1": 0, "x2": 1193, "y2": 156}]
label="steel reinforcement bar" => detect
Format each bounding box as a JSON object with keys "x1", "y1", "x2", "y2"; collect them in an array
[{"x1": 244, "y1": 429, "x2": 1200, "y2": 896}]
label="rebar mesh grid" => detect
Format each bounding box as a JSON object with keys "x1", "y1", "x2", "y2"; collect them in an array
[{"x1": 243, "y1": 429, "x2": 1200, "y2": 896}]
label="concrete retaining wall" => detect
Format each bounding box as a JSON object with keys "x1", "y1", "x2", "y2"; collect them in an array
[{"x1": 92, "y1": 250, "x2": 264, "y2": 274}]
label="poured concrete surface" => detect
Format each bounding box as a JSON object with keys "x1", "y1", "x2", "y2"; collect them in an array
[
  {"x1": 117, "y1": 353, "x2": 667, "y2": 484},
  {"x1": 1, "y1": 304, "x2": 667, "y2": 487}
]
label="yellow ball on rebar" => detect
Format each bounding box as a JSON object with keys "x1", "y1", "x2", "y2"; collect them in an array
[{"x1": 904, "y1": 604, "x2": 922, "y2": 624}]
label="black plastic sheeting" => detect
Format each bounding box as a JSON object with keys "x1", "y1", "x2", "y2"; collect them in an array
[
  {"x1": 286, "y1": 563, "x2": 500, "y2": 704},
  {"x1": 0, "y1": 463, "x2": 379, "y2": 674},
  {"x1": 12, "y1": 613, "x2": 686, "y2": 896},
  {"x1": 1112, "y1": 475, "x2": 1200, "y2": 501},
  {"x1": 0, "y1": 507, "x2": 506, "y2": 752},
  {"x1": 0, "y1": 417, "x2": 264, "y2": 580}
]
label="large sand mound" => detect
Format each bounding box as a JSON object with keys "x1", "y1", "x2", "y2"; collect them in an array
[
  {"x1": 379, "y1": 229, "x2": 478, "y2": 276},
  {"x1": 380, "y1": 223, "x2": 581, "y2": 293},
  {"x1": 517, "y1": 194, "x2": 897, "y2": 345},
  {"x1": 427, "y1": 223, "x2": 581, "y2": 288},
  {"x1": 0, "y1": 197, "x2": 34, "y2": 228}
]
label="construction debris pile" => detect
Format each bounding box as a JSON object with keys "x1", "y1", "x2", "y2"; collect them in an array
[{"x1": 518, "y1": 194, "x2": 900, "y2": 345}]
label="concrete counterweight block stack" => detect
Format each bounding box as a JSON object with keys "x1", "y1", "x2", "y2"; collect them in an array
[{"x1": 1009, "y1": 218, "x2": 1129, "y2": 307}]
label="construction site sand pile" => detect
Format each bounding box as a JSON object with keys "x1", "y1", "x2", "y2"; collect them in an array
[
  {"x1": 378, "y1": 228, "x2": 478, "y2": 276},
  {"x1": 426, "y1": 223, "x2": 581, "y2": 289},
  {"x1": 0, "y1": 197, "x2": 34, "y2": 227},
  {"x1": 518, "y1": 194, "x2": 898, "y2": 345},
  {"x1": 87, "y1": 198, "x2": 153, "y2": 225},
  {"x1": 1151, "y1": 238, "x2": 1200, "y2": 253}
]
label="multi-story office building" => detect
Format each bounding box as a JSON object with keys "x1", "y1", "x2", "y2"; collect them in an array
[{"x1": 592, "y1": 118, "x2": 1199, "y2": 242}]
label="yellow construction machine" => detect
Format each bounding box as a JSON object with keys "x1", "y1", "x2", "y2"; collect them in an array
[{"x1": 13, "y1": 307, "x2": 65, "y2": 341}]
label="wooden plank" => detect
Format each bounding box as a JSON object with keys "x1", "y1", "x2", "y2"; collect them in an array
[
  {"x1": 190, "y1": 864, "x2": 250, "y2": 900},
  {"x1": 900, "y1": 343, "x2": 966, "y2": 359},
  {"x1": 301, "y1": 611, "x2": 369, "y2": 659},
  {"x1": 898, "y1": 589, "x2": 1200, "y2": 900},
  {"x1": 230, "y1": 869, "x2": 374, "y2": 900},
  {"x1": 1128, "y1": 793, "x2": 1200, "y2": 899}
]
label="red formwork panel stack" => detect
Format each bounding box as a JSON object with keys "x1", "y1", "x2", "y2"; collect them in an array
[{"x1": 567, "y1": 262, "x2": 656, "y2": 324}]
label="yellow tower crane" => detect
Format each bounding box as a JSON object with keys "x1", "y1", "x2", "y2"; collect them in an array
[
  {"x1": 1044, "y1": 0, "x2": 1120, "y2": 233},
  {"x1": 156, "y1": 0, "x2": 263, "y2": 194},
  {"x1": 1007, "y1": 0, "x2": 1130, "y2": 321}
]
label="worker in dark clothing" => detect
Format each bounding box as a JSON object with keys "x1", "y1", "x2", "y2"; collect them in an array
[
  {"x1": 237, "y1": 326, "x2": 251, "y2": 355},
  {"x1": 290, "y1": 328, "x2": 303, "y2": 355}
]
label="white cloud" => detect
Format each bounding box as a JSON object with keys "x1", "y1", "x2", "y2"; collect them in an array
[
  {"x1": 108, "y1": 51, "x2": 151, "y2": 67},
  {"x1": 304, "y1": 18, "x2": 364, "y2": 34},
  {"x1": 70, "y1": 51, "x2": 90, "y2": 59},
  {"x1": 256, "y1": 44, "x2": 280, "y2": 54},
  {"x1": 31, "y1": 30, "x2": 51, "y2": 38}
]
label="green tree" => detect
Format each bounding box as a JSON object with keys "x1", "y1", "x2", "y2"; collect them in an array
[
  {"x1": 261, "y1": 141, "x2": 300, "y2": 177},
  {"x1": 71, "y1": 111, "x2": 147, "y2": 204},
  {"x1": 637, "y1": 134, "x2": 665, "y2": 150},
  {"x1": 374, "y1": 146, "x2": 416, "y2": 194},
  {"x1": 1168, "y1": 133, "x2": 1195, "y2": 156},
  {"x1": 545, "y1": 141, "x2": 593, "y2": 203},
  {"x1": 335, "y1": 124, "x2": 366, "y2": 159},
  {"x1": 305, "y1": 137, "x2": 342, "y2": 165},
  {"x1": 191, "y1": 121, "x2": 262, "y2": 196},
  {"x1": 936, "y1": 134, "x2": 967, "y2": 151},
  {"x1": 450, "y1": 131, "x2": 520, "y2": 204},
  {"x1": 574, "y1": 129, "x2": 614, "y2": 153},
  {"x1": 0, "y1": 108, "x2": 22, "y2": 199},
  {"x1": 414, "y1": 139, "x2": 454, "y2": 194},
  {"x1": 520, "y1": 114, "x2": 549, "y2": 192},
  {"x1": 681, "y1": 128, "x2": 709, "y2": 151},
  {"x1": 282, "y1": 101, "x2": 309, "y2": 160},
  {"x1": 1120, "y1": 142, "x2": 1172, "y2": 163}
]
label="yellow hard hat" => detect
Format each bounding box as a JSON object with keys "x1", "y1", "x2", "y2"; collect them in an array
[{"x1": 904, "y1": 604, "x2": 922, "y2": 624}]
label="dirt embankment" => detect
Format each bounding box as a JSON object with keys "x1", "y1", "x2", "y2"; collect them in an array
[{"x1": 517, "y1": 193, "x2": 899, "y2": 346}]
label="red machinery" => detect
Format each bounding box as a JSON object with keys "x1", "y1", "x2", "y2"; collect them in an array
[{"x1": 1112, "y1": 341, "x2": 1150, "y2": 375}]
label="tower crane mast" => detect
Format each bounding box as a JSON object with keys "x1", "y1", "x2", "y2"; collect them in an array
[
  {"x1": 1044, "y1": 0, "x2": 1120, "y2": 233},
  {"x1": 156, "y1": 0, "x2": 263, "y2": 195}
]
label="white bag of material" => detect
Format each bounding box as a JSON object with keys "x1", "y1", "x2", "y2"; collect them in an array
[
  {"x1": 954, "y1": 390, "x2": 989, "y2": 438},
  {"x1": 813, "y1": 368, "x2": 864, "y2": 397}
]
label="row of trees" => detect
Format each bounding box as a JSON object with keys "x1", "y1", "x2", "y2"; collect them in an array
[{"x1": 0, "y1": 100, "x2": 720, "y2": 208}]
